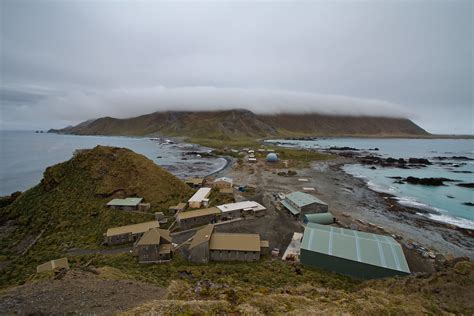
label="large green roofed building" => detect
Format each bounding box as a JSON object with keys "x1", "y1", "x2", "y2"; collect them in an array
[
  {"x1": 300, "y1": 223, "x2": 410, "y2": 279},
  {"x1": 281, "y1": 191, "x2": 328, "y2": 217}
]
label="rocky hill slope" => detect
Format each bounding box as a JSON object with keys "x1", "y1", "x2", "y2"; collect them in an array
[
  {"x1": 0, "y1": 146, "x2": 192, "y2": 287},
  {"x1": 49, "y1": 109, "x2": 429, "y2": 138}
]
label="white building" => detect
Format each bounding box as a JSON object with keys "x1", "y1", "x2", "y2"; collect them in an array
[
  {"x1": 213, "y1": 177, "x2": 233, "y2": 189},
  {"x1": 188, "y1": 187, "x2": 212, "y2": 208},
  {"x1": 217, "y1": 201, "x2": 266, "y2": 218}
]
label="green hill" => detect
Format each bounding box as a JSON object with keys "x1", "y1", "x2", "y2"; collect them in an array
[
  {"x1": 0, "y1": 146, "x2": 192, "y2": 287},
  {"x1": 50, "y1": 109, "x2": 429, "y2": 139}
]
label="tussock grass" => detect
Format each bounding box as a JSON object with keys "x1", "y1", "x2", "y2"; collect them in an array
[{"x1": 0, "y1": 146, "x2": 192, "y2": 288}]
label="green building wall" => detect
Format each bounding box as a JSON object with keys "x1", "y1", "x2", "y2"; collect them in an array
[{"x1": 300, "y1": 248, "x2": 410, "y2": 279}]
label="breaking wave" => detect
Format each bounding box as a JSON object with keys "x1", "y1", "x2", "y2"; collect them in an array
[
  {"x1": 343, "y1": 165, "x2": 474, "y2": 230},
  {"x1": 421, "y1": 213, "x2": 474, "y2": 230}
]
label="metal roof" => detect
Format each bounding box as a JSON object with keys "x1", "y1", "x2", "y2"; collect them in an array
[
  {"x1": 177, "y1": 207, "x2": 221, "y2": 220},
  {"x1": 107, "y1": 197, "x2": 143, "y2": 207},
  {"x1": 136, "y1": 228, "x2": 171, "y2": 246},
  {"x1": 209, "y1": 233, "x2": 261, "y2": 252},
  {"x1": 188, "y1": 187, "x2": 211, "y2": 203},
  {"x1": 217, "y1": 201, "x2": 266, "y2": 213},
  {"x1": 37, "y1": 258, "x2": 69, "y2": 273},
  {"x1": 303, "y1": 212, "x2": 334, "y2": 225},
  {"x1": 285, "y1": 191, "x2": 327, "y2": 207},
  {"x1": 219, "y1": 188, "x2": 234, "y2": 194},
  {"x1": 169, "y1": 202, "x2": 187, "y2": 210},
  {"x1": 281, "y1": 199, "x2": 301, "y2": 215},
  {"x1": 186, "y1": 178, "x2": 204, "y2": 184},
  {"x1": 106, "y1": 221, "x2": 160, "y2": 237},
  {"x1": 189, "y1": 224, "x2": 214, "y2": 249},
  {"x1": 301, "y1": 223, "x2": 410, "y2": 274},
  {"x1": 214, "y1": 177, "x2": 233, "y2": 183}
]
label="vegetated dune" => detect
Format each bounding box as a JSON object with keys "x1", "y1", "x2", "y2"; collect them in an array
[
  {"x1": 0, "y1": 146, "x2": 192, "y2": 287},
  {"x1": 49, "y1": 109, "x2": 429, "y2": 139}
]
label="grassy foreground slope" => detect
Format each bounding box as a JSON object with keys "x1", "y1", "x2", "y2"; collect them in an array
[
  {"x1": 122, "y1": 258, "x2": 473, "y2": 315},
  {"x1": 4, "y1": 254, "x2": 470, "y2": 314},
  {"x1": 50, "y1": 109, "x2": 429, "y2": 139},
  {"x1": 0, "y1": 146, "x2": 192, "y2": 287}
]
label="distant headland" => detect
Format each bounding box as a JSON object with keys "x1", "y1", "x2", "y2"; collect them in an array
[{"x1": 48, "y1": 109, "x2": 430, "y2": 139}]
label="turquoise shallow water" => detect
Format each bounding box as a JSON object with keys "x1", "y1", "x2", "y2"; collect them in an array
[
  {"x1": 0, "y1": 131, "x2": 226, "y2": 196},
  {"x1": 266, "y1": 138, "x2": 474, "y2": 229}
]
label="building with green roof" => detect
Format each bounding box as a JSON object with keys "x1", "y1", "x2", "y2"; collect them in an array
[
  {"x1": 300, "y1": 223, "x2": 410, "y2": 279},
  {"x1": 106, "y1": 197, "x2": 143, "y2": 211},
  {"x1": 281, "y1": 191, "x2": 328, "y2": 218}
]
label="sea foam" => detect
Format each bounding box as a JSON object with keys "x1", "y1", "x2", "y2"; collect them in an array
[{"x1": 421, "y1": 213, "x2": 474, "y2": 230}]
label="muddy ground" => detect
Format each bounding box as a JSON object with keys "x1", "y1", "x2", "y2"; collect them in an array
[{"x1": 213, "y1": 155, "x2": 473, "y2": 272}]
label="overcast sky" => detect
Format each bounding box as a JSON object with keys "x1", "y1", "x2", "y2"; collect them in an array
[{"x1": 1, "y1": 1, "x2": 472, "y2": 134}]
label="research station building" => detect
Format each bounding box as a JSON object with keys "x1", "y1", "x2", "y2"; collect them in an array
[
  {"x1": 213, "y1": 177, "x2": 233, "y2": 189},
  {"x1": 300, "y1": 223, "x2": 410, "y2": 279},
  {"x1": 188, "y1": 224, "x2": 268, "y2": 263},
  {"x1": 104, "y1": 221, "x2": 160, "y2": 245},
  {"x1": 187, "y1": 224, "x2": 214, "y2": 264},
  {"x1": 185, "y1": 178, "x2": 204, "y2": 189},
  {"x1": 106, "y1": 197, "x2": 144, "y2": 211},
  {"x1": 37, "y1": 258, "x2": 70, "y2": 273},
  {"x1": 188, "y1": 187, "x2": 211, "y2": 209},
  {"x1": 217, "y1": 201, "x2": 266, "y2": 219},
  {"x1": 176, "y1": 207, "x2": 221, "y2": 230},
  {"x1": 281, "y1": 191, "x2": 328, "y2": 218},
  {"x1": 168, "y1": 202, "x2": 186, "y2": 215},
  {"x1": 136, "y1": 228, "x2": 173, "y2": 263},
  {"x1": 209, "y1": 233, "x2": 262, "y2": 262}
]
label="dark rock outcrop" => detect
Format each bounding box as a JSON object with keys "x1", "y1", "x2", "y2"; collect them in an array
[
  {"x1": 408, "y1": 158, "x2": 431, "y2": 165},
  {"x1": 457, "y1": 183, "x2": 474, "y2": 189},
  {"x1": 405, "y1": 177, "x2": 456, "y2": 186},
  {"x1": 328, "y1": 146, "x2": 359, "y2": 151},
  {"x1": 433, "y1": 156, "x2": 474, "y2": 161},
  {"x1": 359, "y1": 156, "x2": 431, "y2": 169}
]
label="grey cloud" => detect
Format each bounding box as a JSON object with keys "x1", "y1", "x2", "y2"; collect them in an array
[
  {"x1": 0, "y1": 0, "x2": 472, "y2": 133},
  {"x1": 33, "y1": 86, "x2": 415, "y2": 122}
]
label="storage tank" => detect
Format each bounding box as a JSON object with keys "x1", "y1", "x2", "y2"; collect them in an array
[
  {"x1": 303, "y1": 213, "x2": 335, "y2": 225},
  {"x1": 266, "y1": 153, "x2": 279, "y2": 162}
]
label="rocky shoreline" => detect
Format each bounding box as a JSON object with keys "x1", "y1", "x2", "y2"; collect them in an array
[{"x1": 326, "y1": 159, "x2": 474, "y2": 258}]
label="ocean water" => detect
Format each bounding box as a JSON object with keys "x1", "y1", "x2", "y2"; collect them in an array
[
  {"x1": 266, "y1": 138, "x2": 474, "y2": 229},
  {"x1": 0, "y1": 131, "x2": 226, "y2": 195}
]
